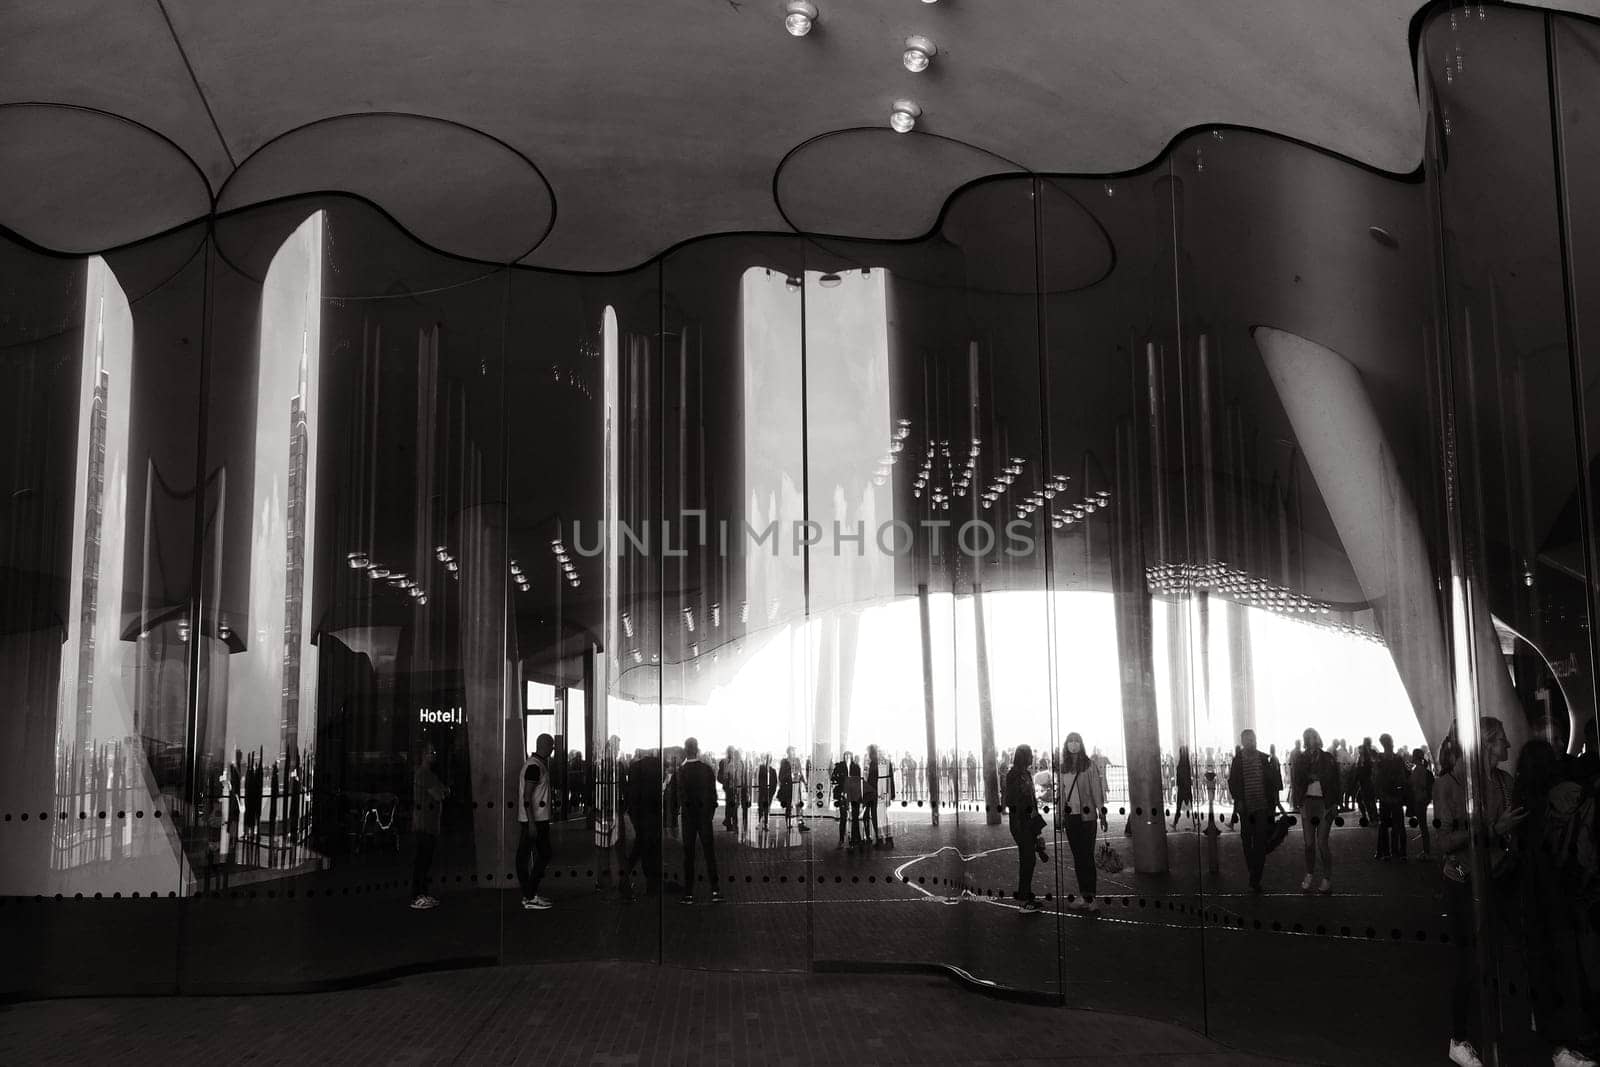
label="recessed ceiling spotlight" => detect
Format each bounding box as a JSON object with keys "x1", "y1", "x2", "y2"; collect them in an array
[
  {"x1": 1368, "y1": 225, "x2": 1399, "y2": 250},
  {"x1": 784, "y1": 0, "x2": 818, "y2": 36},
  {"x1": 889, "y1": 99, "x2": 921, "y2": 133},
  {"x1": 903, "y1": 35, "x2": 937, "y2": 72},
  {"x1": 818, "y1": 272, "x2": 843, "y2": 288}
]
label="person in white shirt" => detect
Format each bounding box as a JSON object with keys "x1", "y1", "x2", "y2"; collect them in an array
[{"x1": 517, "y1": 733, "x2": 555, "y2": 910}]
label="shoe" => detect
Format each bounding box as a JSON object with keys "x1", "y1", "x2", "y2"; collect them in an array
[
  {"x1": 1318, "y1": 878, "x2": 1332, "y2": 895},
  {"x1": 798, "y1": 824, "x2": 811, "y2": 832},
  {"x1": 410, "y1": 895, "x2": 437, "y2": 910},
  {"x1": 524, "y1": 895, "x2": 552, "y2": 910},
  {"x1": 711, "y1": 890, "x2": 724, "y2": 904},
  {"x1": 1554, "y1": 1047, "x2": 1599, "y2": 1067},
  {"x1": 424, "y1": 895, "x2": 441, "y2": 907},
  {"x1": 1081, "y1": 898, "x2": 1100, "y2": 914},
  {"x1": 1019, "y1": 898, "x2": 1042, "y2": 912},
  {"x1": 679, "y1": 894, "x2": 696, "y2": 905},
  {"x1": 1300, "y1": 874, "x2": 1314, "y2": 892},
  {"x1": 1249, "y1": 881, "x2": 1263, "y2": 893},
  {"x1": 1448, "y1": 1038, "x2": 1484, "y2": 1067}
]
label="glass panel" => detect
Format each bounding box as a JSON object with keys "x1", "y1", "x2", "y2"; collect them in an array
[
  {"x1": 1175, "y1": 124, "x2": 1454, "y2": 1059},
  {"x1": 657, "y1": 237, "x2": 812, "y2": 968},
  {"x1": 0, "y1": 223, "x2": 207, "y2": 994},
  {"x1": 176, "y1": 199, "x2": 507, "y2": 988},
  {"x1": 499, "y1": 262, "x2": 659, "y2": 963}
]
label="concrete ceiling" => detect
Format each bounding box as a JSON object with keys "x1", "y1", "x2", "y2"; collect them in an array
[{"x1": 2, "y1": 1, "x2": 1598, "y2": 270}]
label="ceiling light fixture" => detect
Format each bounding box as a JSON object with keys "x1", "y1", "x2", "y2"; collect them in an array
[
  {"x1": 903, "y1": 35, "x2": 937, "y2": 72},
  {"x1": 889, "y1": 99, "x2": 921, "y2": 133},
  {"x1": 784, "y1": 0, "x2": 818, "y2": 36},
  {"x1": 818, "y1": 272, "x2": 843, "y2": 288}
]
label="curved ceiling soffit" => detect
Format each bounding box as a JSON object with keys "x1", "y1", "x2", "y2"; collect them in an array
[
  {"x1": 0, "y1": 102, "x2": 212, "y2": 254},
  {"x1": 214, "y1": 112, "x2": 556, "y2": 265},
  {"x1": 772, "y1": 127, "x2": 1115, "y2": 296}
]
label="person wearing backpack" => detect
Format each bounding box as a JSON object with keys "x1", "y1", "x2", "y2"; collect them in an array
[{"x1": 1518, "y1": 738, "x2": 1600, "y2": 1067}]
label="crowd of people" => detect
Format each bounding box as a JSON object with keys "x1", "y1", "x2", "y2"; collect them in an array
[{"x1": 407, "y1": 714, "x2": 1600, "y2": 1066}]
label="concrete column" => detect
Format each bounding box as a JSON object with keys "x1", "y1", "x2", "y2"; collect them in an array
[
  {"x1": 1253, "y1": 327, "x2": 1519, "y2": 752},
  {"x1": 458, "y1": 501, "x2": 508, "y2": 879},
  {"x1": 1114, "y1": 418, "x2": 1168, "y2": 874}
]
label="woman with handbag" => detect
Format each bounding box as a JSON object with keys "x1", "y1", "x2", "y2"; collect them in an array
[
  {"x1": 1006, "y1": 745, "x2": 1049, "y2": 912},
  {"x1": 1291, "y1": 727, "x2": 1339, "y2": 895},
  {"x1": 1060, "y1": 732, "x2": 1108, "y2": 912}
]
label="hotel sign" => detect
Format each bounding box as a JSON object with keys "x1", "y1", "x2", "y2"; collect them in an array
[{"x1": 419, "y1": 706, "x2": 466, "y2": 726}]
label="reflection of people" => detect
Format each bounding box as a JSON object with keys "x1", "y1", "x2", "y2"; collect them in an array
[
  {"x1": 410, "y1": 745, "x2": 449, "y2": 910},
  {"x1": 620, "y1": 751, "x2": 662, "y2": 898},
  {"x1": 1228, "y1": 729, "x2": 1281, "y2": 893},
  {"x1": 1374, "y1": 733, "x2": 1407, "y2": 861},
  {"x1": 1409, "y1": 749, "x2": 1434, "y2": 860},
  {"x1": 1059, "y1": 732, "x2": 1106, "y2": 911},
  {"x1": 719, "y1": 747, "x2": 738, "y2": 831},
  {"x1": 1291, "y1": 728, "x2": 1337, "y2": 894},
  {"x1": 864, "y1": 745, "x2": 885, "y2": 846},
  {"x1": 1005, "y1": 745, "x2": 1047, "y2": 912},
  {"x1": 1172, "y1": 746, "x2": 1193, "y2": 829},
  {"x1": 778, "y1": 749, "x2": 796, "y2": 827},
  {"x1": 517, "y1": 734, "x2": 555, "y2": 911},
  {"x1": 678, "y1": 738, "x2": 723, "y2": 904},
  {"x1": 757, "y1": 754, "x2": 777, "y2": 830},
  {"x1": 1435, "y1": 720, "x2": 1523, "y2": 1067}
]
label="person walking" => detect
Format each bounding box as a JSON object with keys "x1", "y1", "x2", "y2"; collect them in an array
[
  {"x1": 1006, "y1": 745, "x2": 1048, "y2": 912},
  {"x1": 1291, "y1": 727, "x2": 1338, "y2": 894},
  {"x1": 864, "y1": 744, "x2": 888, "y2": 846},
  {"x1": 1059, "y1": 732, "x2": 1107, "y2": 912},
  {"x1": 517, "y1": 733, "x2": 555, "y2": 911},
  {"x1": 778, "y1": 748, "x2": 797, "y2": 829},
  {"x1": 1228, "y1": 729, "x2": 1282, "y2": 893},
  {"x1": 1172, "y1": 745, "x2": 1194, "y2": 829},
  {"x1": 1435, "y1": 720, "x2": 1523, "y2": 1067},
  {"x1": 719, "y1": 746, "x2": 739, "y2": 831},
  {"x1": 409, "y1": 745, "x2": 449, "y2": 910},
  {"x1": 678, "y1": 737, "x2": 723, "y2": 904}
]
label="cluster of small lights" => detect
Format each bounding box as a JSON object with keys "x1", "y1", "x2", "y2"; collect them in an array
[
  {"x1": 621, "y1": 611, "x2": 634, "y2": 639},
  {"x1": 550, "y1": 536, "x2": 581, "y2": 589},
  {"x1": 549, "y1": 364, "x2": 593, "y2": 401},
  {"x1": 979, "y1": 456, "x2": 1027, "y2": 510},
  {"x1": 434, "y1": 544, "x2": 461, "y2": 581},
  {"x1": 872, "y1": 418, "x2": 913, "y2": 486},
  {"x1": 510, "y1": 559, "x2": 530, "y2": 594},
  {"x1": 782, "y1": 1, "x2": 930, "y2": 133},
  {"x1": 738, "y1": 601, "x2": 750, "y2": 624},
  {"x1": 912, "y1": 436, "x2": 954, "y2": 508},
  {"x1": 1144, "y1": 561, "x2": 1385, "y2": 646},
  {"x1": 1046, "y1": 488, "x2": 1110, "y2": 529},
  {"x1": 347, "y1": 551, "x2": 430, "y2": 605}
]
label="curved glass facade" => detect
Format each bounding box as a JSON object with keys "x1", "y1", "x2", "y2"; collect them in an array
[{"x1": 5, "y1": 6, "x2": 1600, "y2": 1061}]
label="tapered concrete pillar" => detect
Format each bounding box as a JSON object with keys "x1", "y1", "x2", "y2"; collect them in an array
[
  {"x1": 1253, "y1": 327, "x2": 1519, "y2": 751},
  {"x1": 1114, "y1": 418, "x2": 1168, "y2": 874}
]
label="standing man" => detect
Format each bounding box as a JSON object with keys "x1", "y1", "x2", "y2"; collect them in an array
[
  {"x1": 679, "y1": 738, "x2": 723, "y2": 904},
  {"x1": 757, "y1": 754, "x2": 777, "y2": 831},
  {"x1": 1374, "y1": 733, "x2": 1407, "y2": 861},
  {"x1": 409, "y1": 745, "x2": 449, "y2": 910},
  {"x1": 1227, "y1": 729, "x2": 1282, "y2": 893},
  {"x1": 517, "y1": 733, "x2": 555, "y2": 911}
]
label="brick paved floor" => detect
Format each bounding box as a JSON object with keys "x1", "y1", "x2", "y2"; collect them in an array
[{"x1": 0, "y1": 960, "x2": 1296, "y2": 1066}]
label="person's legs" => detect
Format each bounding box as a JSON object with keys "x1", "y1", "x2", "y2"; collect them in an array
[
  {"x1": 850, "y1": 800, "x2": 863, "y2": 844},
  {"x1": 1415, "y1": 804, "x2": 1431, "y2": 855},
  {"x1": 516, "y1": 824, "x2": 533, "y2": 897},
  {"x1": 411, "y1": 831, "x2": 436, "y2": 897},
  {"x1": 1301, "y1": 798, "x2": 1320, "y2": 876},
  {"x1": 1316, "y1": 811, "x2": 1333, "y2": 881},
  {"x1": 530, "y1": 822, "x2": 552, "y2": 898},
  {"x1": 1013, "y1": 828, "x2": 1036, "y2": 899},
  {"x1": 1446, "y1": 877, "x2": 1478, "y2": 1045},
  {"x1": 641, "y1": 826, "x2": 662, "y2": 891},
  {"x1": 681, "y1": 817, "x2": 698, "y2": 892},
  {"x1": 700, "y1": 816, "x2": 720, "y2": 885},
  {"x1": 865, "y1": 797, "x2": 879, "y2": 841},
  {"x1": 1239, "y1": 810, "x2": 1265, "y2": 887},
  {"x1": 1069, "y1": 816, "x2": 1098, "y2": 898}
]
